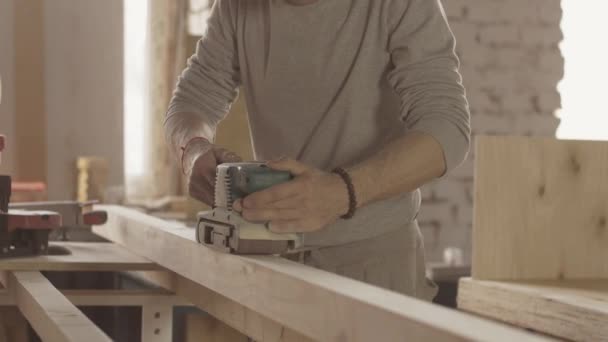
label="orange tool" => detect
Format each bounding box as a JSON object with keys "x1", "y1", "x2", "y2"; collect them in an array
[
  {"x1": 0, "y1": 210, "x2": 62, "y2": 257},
  {"x1": 9, "y1": 201, "x2": 107, "y2": 241},
  {"x1": 0, "y1": 134, "x2": 106, "y2": 256}
]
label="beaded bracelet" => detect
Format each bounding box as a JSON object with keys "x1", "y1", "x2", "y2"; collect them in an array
[{"x1": 332, "y1": 167, "x2": 357, "y2": 219}]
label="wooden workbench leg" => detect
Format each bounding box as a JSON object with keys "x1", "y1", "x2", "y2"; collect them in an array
[
  {"x1": 142, "y1": 304, "x2": 172, "y2": 342},
  {"x1": 10, "y1": 271, "x2": 111, "y2": 342},
  {"x1": 0, "y1": 308, "x2": 27, "y2": 342}
]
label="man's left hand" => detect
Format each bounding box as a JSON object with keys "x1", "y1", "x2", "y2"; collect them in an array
[{"x1": 232, "y1": 159, "x2": 349, "y2": 233}]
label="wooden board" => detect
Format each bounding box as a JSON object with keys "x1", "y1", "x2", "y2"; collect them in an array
[
  {"x1": 9, "y1": 271, "x2": 111, "y2": 342},
  {"x1": 0, "y1": 242, "x2": 158, "y2": 271},
  {"x1": 458, "y1": 277, "x2": 608, "y2": 342},
  {"x1": 473, "y1": 136, "x2": 608, "y2": 280},
  {"x1": 94, "y1": 205, "x2": 552, "y2": 342},
  {"x1": 0, "y1": 288, "x2": 187, "y2": 307}
]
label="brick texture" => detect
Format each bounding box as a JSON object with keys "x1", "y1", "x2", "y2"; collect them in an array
[{"x1": 420, "y1": 0, "x2": 563, "y2": 263}]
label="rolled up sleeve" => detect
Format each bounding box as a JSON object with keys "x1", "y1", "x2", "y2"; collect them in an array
[
  {"x1": 165, "y1": 0, "x2": 241, "y2": 143},
  {"x1": 387, "y1": 0, "x2": 471, "y2": 174}
]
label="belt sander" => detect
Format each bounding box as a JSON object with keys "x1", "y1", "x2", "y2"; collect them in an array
[{"x1": 196, "y1": 162, "x2": 303, "y2": 254}]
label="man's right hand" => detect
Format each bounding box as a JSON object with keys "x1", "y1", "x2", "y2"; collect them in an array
[{"x1": 183, "y1": 139, "x2": 242, "y2": 206}]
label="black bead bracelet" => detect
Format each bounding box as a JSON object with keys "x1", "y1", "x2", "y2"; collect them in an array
[{"x1": 332, "y1": 167, "x2": 357, "y2": 219}]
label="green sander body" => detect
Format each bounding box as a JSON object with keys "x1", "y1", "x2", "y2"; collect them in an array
[{"x1": 196, "y1": 162, "x2": 302, "y2": 254}]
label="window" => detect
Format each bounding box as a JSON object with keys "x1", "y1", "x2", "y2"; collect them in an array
[
  {"x1": 124, "y1": 0, "x2": 150, "y2": 178},
  {"x1": 557, "y1": 1, "x2": 608, "y2": 141}
]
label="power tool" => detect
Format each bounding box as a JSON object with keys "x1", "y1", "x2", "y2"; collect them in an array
[
  {"x1": 196, "y1": 162, "x2": 303, "y2": 254},
  {"x1": 0, "y1": 134, "x2": 107, "y2": 258}
]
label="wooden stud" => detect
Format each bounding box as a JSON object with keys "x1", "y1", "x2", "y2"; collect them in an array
[
  {"x1": 142, "y1": 304, "x2": 172, "y2": 342},
  {"x1": 9, "y1": 271, "x2": 111, "y2": 342},
  {"x1": 94, "y1": 205, "x2": 553, "y2": 342}
]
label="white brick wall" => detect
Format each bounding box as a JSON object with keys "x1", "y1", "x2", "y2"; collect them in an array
[{"x1": 421, "y1": 0, "x2": 563, "y2": 263}]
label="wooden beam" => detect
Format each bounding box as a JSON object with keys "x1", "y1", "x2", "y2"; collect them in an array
[
  {"x1": 65, "y1": 289, "x2": 188, "y2": 307},
  {"x1": 0, "y1": 242, "x2": 158, "y2": 271},
  {"x1": 458, "y1": 278, "x2": 608, "y2": 341},
  {"x1": 94, "y1": 205, "x2": 552, "y2": 342},
  {"x1": 142, "y1": 303, "x2": 172, "y2": 342},
  {"x1": 126, "y1": 270, "x2": 311, "y2": 342},
  {"x1": 0, "y1": 288, "x2": 187, "y2": 307},
  {"x1": 473, "y1": 136, "x2": 608, "y2": 280},
  {"x1": 9, "y1": 271, "x2": 111, "y2": 342}
]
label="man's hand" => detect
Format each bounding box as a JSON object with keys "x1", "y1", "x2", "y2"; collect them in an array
[
  {"x1": 233, "y1": 159, "x2": 349, "y2": 233},
  {"x1": 184, "y1": 139, "x2": 242, "y2": 206}
]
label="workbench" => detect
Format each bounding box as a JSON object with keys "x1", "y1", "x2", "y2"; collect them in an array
[
  {"x1": 0, "y1": 204, "x2": 552, "y2": 342},
  {"x1": 0, "y1": 241, "x2": 188, "y2": 342}
]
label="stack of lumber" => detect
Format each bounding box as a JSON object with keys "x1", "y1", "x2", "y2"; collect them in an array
[{"x1": 457, "y1": 136, "x2": 608, "y2": 341}]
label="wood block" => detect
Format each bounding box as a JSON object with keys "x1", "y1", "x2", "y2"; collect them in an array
[
  {"x1": 94, "y1": 205, "x2": 553, "y2": 342},
  {"x1": 458, "y1": 278, "x2": 608, "y2": 342},
  {"x1": 473, "y1": 136, "x2": 608, "y2": 280}
]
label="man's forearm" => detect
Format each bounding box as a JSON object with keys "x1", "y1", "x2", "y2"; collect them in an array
[{"x1": 347, "y1": 132, "x2": 446, "y2": 208}]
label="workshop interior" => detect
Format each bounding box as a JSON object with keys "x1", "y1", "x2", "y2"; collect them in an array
[{"x1": 0, "y1": 0, "x2": 607, "y2": 341}]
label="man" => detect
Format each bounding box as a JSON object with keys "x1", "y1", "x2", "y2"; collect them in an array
[{"x1": 165, "y1": 0, "x2": 470, "y2": 300}]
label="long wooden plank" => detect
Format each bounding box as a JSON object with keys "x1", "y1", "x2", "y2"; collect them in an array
[
  {"x1": 0, "y1": 242, "x2": 158, "y2": 271},
  {"x1": 473, "y1": 136, "x2": 608, "y2": 280},
  {"x1": 458, "y1": 278, "x2": 608, "y2": 341},
  {"x1": 94, "y1": 205, "x2": 551, "y2": 342},
  {"x1": 9, "y1": 271, "x2": 111, "y2": 342}
]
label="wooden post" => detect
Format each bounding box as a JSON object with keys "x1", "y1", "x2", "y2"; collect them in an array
[{"x1": 142, "y1": 304, "x2": 173, "y2": 342}]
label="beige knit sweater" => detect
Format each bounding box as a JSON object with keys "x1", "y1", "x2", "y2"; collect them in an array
[{"x1": 166, "y1": 0, "x2": 470, "y2": 247}]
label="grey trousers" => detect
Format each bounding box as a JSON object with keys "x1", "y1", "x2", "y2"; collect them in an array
[{"x1": 286, "y1": 220, "x2": 438, "y2": 301}]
